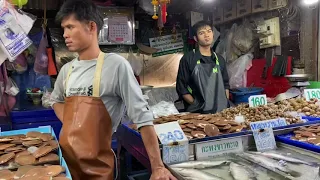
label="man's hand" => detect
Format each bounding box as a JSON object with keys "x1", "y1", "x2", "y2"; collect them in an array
[
  {"x1": 52, "y1": 103, "x2": 64, "y2": 122},
  {"x1": 183, "y1": 94, "x2": 194, "y2": 104},
  {"x1": 140, "y1": 126, "x2": 177, "y2": 180},
  {"x1": 225, "y1": 89, "x2": 230, "y2": 99},
  {"x1": 150, "y1": 166, "x2": 177, "y2": 180}
]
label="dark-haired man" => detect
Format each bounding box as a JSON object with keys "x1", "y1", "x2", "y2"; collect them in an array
[
  {"x1": 50, "y1": 0, "x2": 176, "y2": 179},
  {"x1": 176, "y1": 21, "x2": 230, "y2": 114}
]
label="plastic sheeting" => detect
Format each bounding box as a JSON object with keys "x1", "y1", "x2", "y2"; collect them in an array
[
  {"x1": 140, "y1": 53, "x2": 182, "y2": 87},
  {"x1": 227, "y1": 53, "x2": 253, "y2": 89}
]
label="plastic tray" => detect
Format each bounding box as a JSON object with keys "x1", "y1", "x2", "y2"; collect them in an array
[
  {"x1": 276, "y1": 133, "x2": 320, "y2": 153},
  {"x1": 0, "y1": 126, "x2": 72, "y2": 179}
]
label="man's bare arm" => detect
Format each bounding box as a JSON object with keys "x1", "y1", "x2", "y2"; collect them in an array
[
  {"x1": 53, "y1": 103, "x2": 64, "y2": 122},
  {"x1": 183, "y1": 94, "x2": 194, "y2": 104},
  {"x1": 140, "y1": 125, "x2": 165, "y2": 170}
]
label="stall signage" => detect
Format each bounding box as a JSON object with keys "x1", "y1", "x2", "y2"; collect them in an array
[
  {"x1": 195, "y1": 137, "x2": 243, "y2": 160},
  {"x1": 149, "y1": 33, "x2": 184, "y2": 57},
  {"x1": 248, "y1": 94, "x2": 267, "y2": 107},
  {"x1": 250, "y1": 118, "x2": 287, "y2": 130},
  {"x1": 154, "y1": 122, "x2": 189, "y2": 164},
  {"x1": 304, "y1": 89, "x2": 320, "y2": 101},
  {"x1": 253, "y1": 128, "x2": 277, "y2": 152}
]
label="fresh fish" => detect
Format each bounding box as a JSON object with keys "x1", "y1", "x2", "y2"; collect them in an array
[
  {"x1": 229, "y1": 162, "x2": 257, "y2": 180},
  {"x1": 250, "y1": 151, "x2": 317, "y2": 166},
  {"x1": 172, "y1": 168, "x2": 225, "y2": 180},
  {"x1": 242, "y1": 153, "x2": 301, "y2": 177},
  {"x1": 170, "y1": 160, "x2": 229, "y2": 169}
]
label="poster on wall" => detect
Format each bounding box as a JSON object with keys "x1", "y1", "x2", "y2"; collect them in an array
[{"x1": 149, "y1": 33, "x2": 184, "y2": 57}]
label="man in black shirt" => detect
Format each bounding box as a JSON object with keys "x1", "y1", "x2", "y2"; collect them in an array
[{"x1": 176, "y1": 21, "x2": 230, "y2": 113}]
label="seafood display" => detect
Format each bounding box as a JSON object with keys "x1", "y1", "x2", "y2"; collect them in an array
[
  {"x1": 290, "y1": 125, "x2": 320, "y2": 145},
  {"x1": 0, "y1": 131, "x2": 70, "y2": 179},
  {"x1": 169, "y1": 149, "x2": 320, "y2": 180}
]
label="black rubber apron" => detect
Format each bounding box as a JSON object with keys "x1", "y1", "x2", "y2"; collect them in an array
[{"x1": 186, "y1": 52, "x2": 229, "y2": 114}]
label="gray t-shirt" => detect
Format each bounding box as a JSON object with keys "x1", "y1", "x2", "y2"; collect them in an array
[{"x1": 50, "y1": 53, "x2": 154, "y2": 132}]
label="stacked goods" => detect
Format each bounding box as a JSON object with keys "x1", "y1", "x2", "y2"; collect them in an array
[
  {"x1": 215, "y1": 103, "x2": 303, "y2": 129},
  {"x1": 279, "y1": 98, "x2": 320, "y2": 117},
  {"x1": 0, "y1": 131, "x2": 70, "y2": 179},
  {"x1": 291, "y1": 125, "x2": 320, "y2": 145}
]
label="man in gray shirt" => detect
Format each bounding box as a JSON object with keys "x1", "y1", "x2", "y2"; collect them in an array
[{"x1": 51, "y1": 0, "x2": 176, "y2": 179}]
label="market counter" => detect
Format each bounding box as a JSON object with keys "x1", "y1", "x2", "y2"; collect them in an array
[{"x1": 116, "y1": 116, "x2": 320, "y2": 179}]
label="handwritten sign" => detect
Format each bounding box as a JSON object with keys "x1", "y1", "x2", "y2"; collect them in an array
[
  {"x1": 248, "y1": 94, "x2": 267, "y2": 107},
  {"x1": 154, "y1": 122, "x2": 189, "y2": 164},
  {"x1": 250, "y1": 118, "x2": 287, "y2": 131},
  {"x1": 253, "y1": 128, "x2": 277, "y2": 152},
  {"x1": 304, "y1": 89, "x2": 320, "y2": 101},
  {"x1": 195, "y1": 137, "x2": 243, "y2": 160}
]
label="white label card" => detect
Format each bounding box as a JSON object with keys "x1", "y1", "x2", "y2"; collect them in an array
[
  {"x1": 195, "y1": 137, "x2": 244, "y2": 160},
  {"x1": 248, "y1": 94, "x2": 267, "y2": 107},
  {"x1": 154, "y1": 122, "x2": 189, "y2": 164},
  {"x1": 253, "y1": 128, "x2": 277, "y2": 152},
  {"x1": 250, "y1": 118, "x2": 287, "y2": 131},
  {"x1": 304, "y1": 89, "x2": 320, "y2": 101}
]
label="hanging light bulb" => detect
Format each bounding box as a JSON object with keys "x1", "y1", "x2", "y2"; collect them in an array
[{"x1": 303, "y1": 0, "x2": 319, "y2": 5}]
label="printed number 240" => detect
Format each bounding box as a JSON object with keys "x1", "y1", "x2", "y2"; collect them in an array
[{"x1": 159, "y1": 130, "x2": 184, "y2": 144}]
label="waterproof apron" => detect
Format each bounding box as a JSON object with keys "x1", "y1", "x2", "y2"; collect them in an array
[
  {"x1": 59, "y1": 52, "x2": 114, "y2": 180},
  {"x1": 186, "y1": 52, "x2": 229, "y2": 114}
]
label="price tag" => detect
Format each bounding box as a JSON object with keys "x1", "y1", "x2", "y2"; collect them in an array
[
  {"x1": 248, "y1": 94, "x2": 267, "y2": 107},
  {"x1": 154, "y1": 122, "x2": 189, "y2": 164},
  {"x1": 195, "y1": 137, "x2": 243, "y2": 160},
  {"x1": 304, "y1": 89, "x2": 320, "y2": 101},
  {"x1": 253, "y1": 128, "x2": 277, "y2": 152},
  {"x1": 250, "y1": 118, "x2": 287, "y2": 131}
]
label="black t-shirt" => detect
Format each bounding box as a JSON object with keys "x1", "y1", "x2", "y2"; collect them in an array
[{"x1": 176, "y1": 50, "x2": 230, "y2": 98}]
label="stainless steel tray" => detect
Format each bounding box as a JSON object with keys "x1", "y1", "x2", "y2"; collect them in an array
[{"x1": 285, "y1": 74, "x2": 310, "y2": 82}]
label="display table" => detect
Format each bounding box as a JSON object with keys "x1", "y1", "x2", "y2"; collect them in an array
[{"x1": 10, "y1": 101, "x2": 62, "y2": 139}]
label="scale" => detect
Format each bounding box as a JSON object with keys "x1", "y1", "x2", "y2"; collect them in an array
[
  {"x1": 285, "y1": 74, "x2": 310, "y2": 91},
  {"x1": 275, "y1": 74, "x2": 310, "y2": 102}
]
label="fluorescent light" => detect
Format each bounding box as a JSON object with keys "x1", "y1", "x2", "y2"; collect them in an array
[{"x1": 303, "y1": 0, "x2": 319, "y2": 5}]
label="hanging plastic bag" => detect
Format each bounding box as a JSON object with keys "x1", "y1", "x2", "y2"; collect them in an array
[
  {"x1": 227, "y1": 53, "x2": 253, "y2": 89},
  {"x1": 128, "y1": 48, "x2": 142, "y2": 76},
  {"x1": 233, "y1": 20, "x2": 254, "y2": 53},
  {"x1": 0, "y1": 64, "x2": 16, "y2": 116},
  {"x1": 12, "y1": 53, "x2": 28, "y2": 74},
  {"x1": 42, "y1": 87, "x2": 53, "y2": 108},
  {"x1": 5, "y1": 77, "x2": 19, "y2": 96},
  {"x1": 226, "y1": 24, "x2": 239, "y2": 63},
  {"x1": 34, "y1": 31, "x2": 49, "y2": 74}
]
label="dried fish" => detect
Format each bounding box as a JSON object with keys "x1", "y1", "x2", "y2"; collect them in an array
[
  {"x1": 0, "y1": 152, "x2": 15, "y2": 165},
  {"x1": 33, "y1": 146, "x2": 53, "y2": 158},
  {"x1": 15, "y1": 154, "x2": 36, "y2": 166}
]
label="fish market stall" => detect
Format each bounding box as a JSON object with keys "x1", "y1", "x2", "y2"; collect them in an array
[
  {"x1": 117, "y1": 97, "x2": 320, "y2": 179},
  {"x1": 0, "y1": 126, "x2": 72, "y2": 179}
]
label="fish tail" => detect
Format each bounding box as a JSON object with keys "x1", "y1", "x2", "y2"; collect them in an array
[{"x1": 308, "y1": 162, "x2": 320, "y2": 167}]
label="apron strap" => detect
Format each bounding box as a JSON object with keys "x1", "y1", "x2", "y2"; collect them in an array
[
  {"x1": 65, "y1": 52, "x2": 105, "y2": 98},
  {"x1": 92, "y1": 52, "x2": 105, "y2": 97}
]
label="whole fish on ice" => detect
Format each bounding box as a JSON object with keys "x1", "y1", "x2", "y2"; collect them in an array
[
  {"x1": 172, "y1": 168, "x2": 225, "y2": 180},
  {"x1": 242, "y1": 153, "x2": 301, "y2": 177},
  {"x1": 229, "y1": 162, "x2": 257, "y2": 180},
  {"x1": 170, "y1": 160, "x2": 229, "y2": 169},
  {"x1": 249, "y1": 151, "x2": 317, "y2": 166}
]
